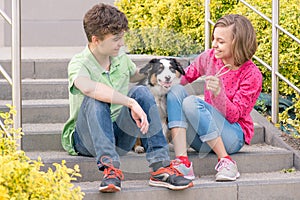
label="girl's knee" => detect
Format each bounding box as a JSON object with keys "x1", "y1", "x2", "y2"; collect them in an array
[
  {"x1": 182, "y1": 96, "x2": 199, "y2": 112},
  {"x1": 169, "y1": 84, "x2": 185, "y2": 96}
]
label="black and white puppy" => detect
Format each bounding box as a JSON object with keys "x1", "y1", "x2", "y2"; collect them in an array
[{"x1": 133, "y1": 58, "x2": 185, "y2": 153}]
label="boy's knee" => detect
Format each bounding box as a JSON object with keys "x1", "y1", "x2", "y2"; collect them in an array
[{"x1": 130, "y1": 85, "x2": 155, "y2": 101}]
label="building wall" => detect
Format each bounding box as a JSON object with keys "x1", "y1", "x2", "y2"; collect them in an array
[
  {"x1": 0, "y1": 1, "x2": 5, "y2": 47},
  {"x1": 1, "y1": 0, "x2": 115, "y2": 47}
]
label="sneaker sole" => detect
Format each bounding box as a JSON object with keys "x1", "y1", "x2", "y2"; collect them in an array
[
  {"x1": 99, "y1": 184, "x2": 121, "y2": 193},
  {"x1": 149, "y1": 179, "x2": 194, "y2": 190},
  {"x1": 215, "y1": 172, "x2": 240, "y2": 181},
  {"x1": 184, "y1": 175, "x2": 196, "y2": 180}
]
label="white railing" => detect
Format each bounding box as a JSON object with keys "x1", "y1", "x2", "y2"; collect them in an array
[
  {"x1": 0, "y1": 0, "x2": 21, "y2": 147},
  {"x1": 204, "y1": 0, "x2": 300, "y2": 124}
]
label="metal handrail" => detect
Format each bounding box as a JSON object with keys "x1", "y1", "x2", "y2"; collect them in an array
[
  {"x1": 0, "y1": 1, "x2": 22, "y2": 148},
  {"x1": 205, "y1": 0, "x2": 300, "y2": 124}
]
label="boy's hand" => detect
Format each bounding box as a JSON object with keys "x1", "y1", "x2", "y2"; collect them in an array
[{"x1": 128, "y1": 98, "x2": 149, "y2": 134}]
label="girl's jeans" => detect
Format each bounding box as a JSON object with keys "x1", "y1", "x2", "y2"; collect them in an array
[
  {"x1": 167, "y1": 85, "x2": 244, "y2": 155},
  {"x1": 73, "y1": 85, "x2": 170, "y2": 170}
]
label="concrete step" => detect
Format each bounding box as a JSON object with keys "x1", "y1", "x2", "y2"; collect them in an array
[
  {"x1": 22, "y1": 123, "x2": 65, "y2": 151},
  {"x1": 75, "y1": 171, "x2": 300, "y2": 200},
  {"x1": 0, "y1": 78, "x2": 203, "y2": 101},
  {"x1": 0, "y1": 82, "x2": 205, "y2": 124},
  {"x1": 26, "y1": 144, "x2": 293, "y2": 182},
  {"x1": 0, "y1": 47, "x2": 192, "y2": 79},
  {"x1": 0, "y1": 79, "x2": 68, "y2": 100},
  {"x1": 21, "y1": 122, "x2": 264, "y2": 152},
  {"x1": 0, "y1": 99, "x2": 69, "y2": 123}
]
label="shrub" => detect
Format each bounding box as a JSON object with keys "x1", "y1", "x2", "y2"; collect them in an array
[
  {"x1": 115, "y1": 0, "x2": 205, "y2": 56},
  {"x1": 0, "y1": 104, "x2": 84, "y2": 200}
]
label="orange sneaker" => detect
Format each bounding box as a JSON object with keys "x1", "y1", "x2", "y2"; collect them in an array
[
  {"x1": 99, "y1": 157, "x2": 124, "y2": 193},
  {"x1": 149, "y1": 163, "x2": 193, "y2": 190}
]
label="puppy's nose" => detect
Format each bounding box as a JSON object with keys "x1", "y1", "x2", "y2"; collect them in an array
[{"x1": 165, "y1": 75, "x2": 171, "y2": 82}]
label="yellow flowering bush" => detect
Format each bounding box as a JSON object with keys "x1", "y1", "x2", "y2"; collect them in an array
[
  {"x1": 0, "y1": 104, "x2": 84, "y2": 200},
  {"x1": 115, "y1": 0, "x2": 205, "y2": 56}
]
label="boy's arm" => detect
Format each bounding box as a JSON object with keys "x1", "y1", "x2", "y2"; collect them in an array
[
  {"x1": 74, "y1": 76, "x2": 149, "y2": 133},
  {"x1": 129, "y1": 68, "x2": 147, "y2": 83},
  {"x1": 74, "y1": 76, "x2": 131, "y2": 106}
]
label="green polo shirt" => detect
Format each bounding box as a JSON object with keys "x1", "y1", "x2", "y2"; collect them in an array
[{"x1": 62, "y1": 46, "x2": 136, "y2": 155}]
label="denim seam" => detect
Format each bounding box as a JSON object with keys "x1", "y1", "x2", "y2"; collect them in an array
[
  {"x1": 168, "y1": 121, "x2": 188, "y2": 129},
  {"x1": 199, "y1": 130, "x2": 219, "y2": 142}
]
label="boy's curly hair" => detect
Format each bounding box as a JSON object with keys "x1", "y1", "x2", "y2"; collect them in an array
[{"x1": 83, "y1": 3, "x2": 129, "y2": 42}]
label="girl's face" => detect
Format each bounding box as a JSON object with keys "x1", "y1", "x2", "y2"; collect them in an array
[{"x1": 212, "y1": 25, "x2": 234, "y2": 64}]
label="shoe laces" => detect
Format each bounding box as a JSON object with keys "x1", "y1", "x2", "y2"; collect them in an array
[
  {"x1": 171, "y1": 159, "x2": 182, "y2": 167},
  {"x1": 166, "y1": 162, "x2": 184, "y2": 176},
  {"x1": 100, "y1": 156, "x2": 124, "y2": 180},
  {"x1": 215, "y1": 158, "x2": 233, "y2": 172}
]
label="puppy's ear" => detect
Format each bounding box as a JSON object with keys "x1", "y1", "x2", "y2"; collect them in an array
[
  {"x1": 170, "y1": 58, "x2": 185, "y2": 75},
  {"x1": 149, "y1": 58, "x2": 159, "y2": 64},
  {"x1": 139, "y1": 63, "x2": 152, "y2": 74},
  {"x1": 139, "y1": 58, "x2": 158, "y2": 74}
]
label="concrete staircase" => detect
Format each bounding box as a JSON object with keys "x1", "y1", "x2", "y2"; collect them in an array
[{"x1": 1, "y1": 47, "x2": 300, "y2": 200}]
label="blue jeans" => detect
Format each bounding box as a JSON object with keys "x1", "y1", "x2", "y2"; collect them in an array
[
  {"x1": 74, "y1": 85, "x2": 170, "y2": 170},
  {"x1": 167, "y1": 85, "x2": 244, "y2": 155}
]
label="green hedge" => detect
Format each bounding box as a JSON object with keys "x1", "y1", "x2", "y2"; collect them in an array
[{"x1": 115, "y1": 0, "x2": 205, "y2": 56}]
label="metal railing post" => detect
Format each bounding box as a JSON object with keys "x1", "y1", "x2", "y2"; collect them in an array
[
  {"x1": 271, "y1": 0, "x2": 279, "y2": 123},
  {"x1": 11, "y1": 0, "x2": 22, "y2": 147},
  {"x1": 204, "y1": 0, "x2": 211, "y2": 50}
]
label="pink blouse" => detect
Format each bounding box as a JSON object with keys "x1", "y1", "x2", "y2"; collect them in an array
[{"x1": 181, "y1": 49, "x2": 262, "y2": 144}]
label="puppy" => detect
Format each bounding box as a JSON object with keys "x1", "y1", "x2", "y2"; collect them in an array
[{"x1": 133, "y1": 58, "x2": 185, "y2": 153}]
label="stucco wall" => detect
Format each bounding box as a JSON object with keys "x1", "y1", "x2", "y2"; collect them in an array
[{"x1": 1, "y1": 0, "x2": 115, "y2": 47}]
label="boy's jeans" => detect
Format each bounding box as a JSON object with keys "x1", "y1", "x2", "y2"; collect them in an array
[{"x1": 73, "y1": 85, "x2": 170, "y2": 170}]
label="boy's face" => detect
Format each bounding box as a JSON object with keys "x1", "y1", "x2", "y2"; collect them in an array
[
  {"x1": 212, "y1": 25, "x2": 234, "y2": 62},
  {"x1": 94, "y1": 32, "x2": 125, "y2": 57}
]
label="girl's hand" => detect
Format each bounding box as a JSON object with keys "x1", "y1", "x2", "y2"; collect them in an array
[{"x1": 205, "y1": 75, "x2": 221, "y2": 97}]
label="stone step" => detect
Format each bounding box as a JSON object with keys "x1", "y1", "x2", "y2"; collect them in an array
[
  {"x1": 0, "y1": 78, "x2": 203, "y2": 101},
  {"x1": 0, "y1": 81, "x2": 205, "y2": 124},
  {"x1": 21, "y1": 122, "x2": 265, "y2": 152},
  {"x1": 75, "y1": 171, "x2": 300, "y2": 200},
  {"x1": 0, "y1": 99, "x2": 69, "y2": 123},
  {"x1": 0, "y1": 79, "x2": 68, "y2": 100},
  {"x1": 0, "y1": 47, "x2": 192, "y2": 79},
  {"x1": 22, "y1": 123, "x2": 65, "y2": 151},
  {"x1": 26, "y1": 144, "x2": 293, "y2": 182}
]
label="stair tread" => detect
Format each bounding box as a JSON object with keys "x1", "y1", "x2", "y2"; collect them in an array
[
  {"x1": 75, "y1": 171, "x2": 300, "y2": 200},
  {"x1": 0, "y1": 78, "x2": 68, "y2": 82},
  {"x1": 21, "y1": 122, "x2": 262, "y2": 134},
  {"x1": 0, "y1": 46, "x2": 172, "y2": 61},
  {"x1": 0, "y1": 99, "x2": 68, "y2": 106},
  {"x1": 76, "y1": 171, "x2": 300, "y2": 191},
  {"x1": 25, "y1": 143, "x2": 291, "y2": 166},
  {"x1": 23, "y1": 123, "x2": 65, "y2": 133}
]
